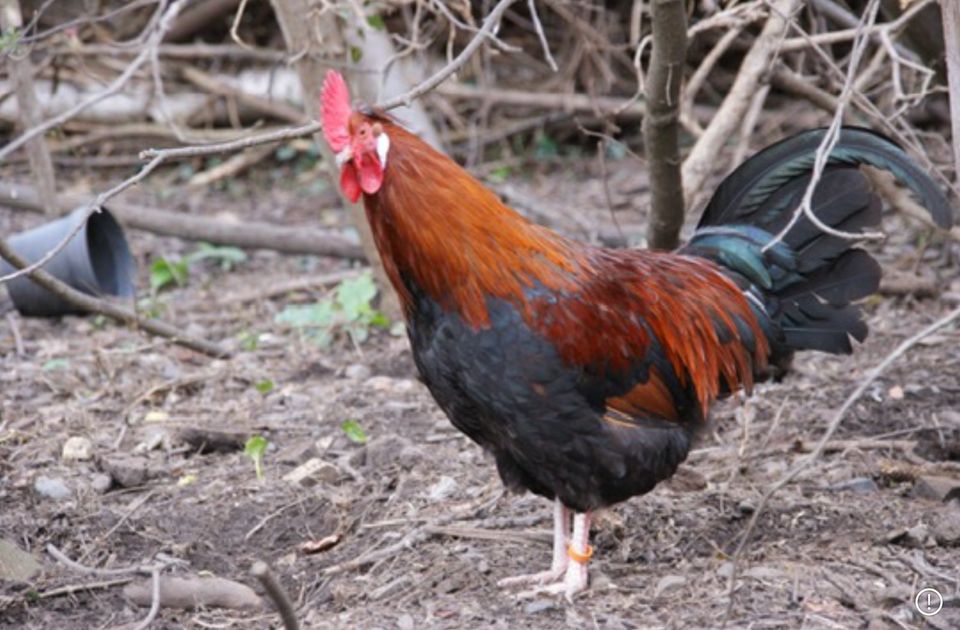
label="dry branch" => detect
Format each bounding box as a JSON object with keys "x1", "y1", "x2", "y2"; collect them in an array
[
  {"x1": 250, "y1": 561, "x2": 299, "y2": 630},
  {"x1": 0, "y1": 239, "x2": 230, "y2": 358},
  {"x1": 435, "y1": 83, "x2": 646, "y2": 118},
  {"x1": 643, "y1": 0, "x2": 687, "y2": 250},
  {"x1": 682, "y1": 0, "x2": 800, "y2": 204},
  {"x1": 0, "y1": 183, "x2": 365, "y2": 260}
]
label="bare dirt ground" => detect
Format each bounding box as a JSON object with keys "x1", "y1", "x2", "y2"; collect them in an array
[{"x1": 1, "y1": 155, "x2": 959, "y2": 630}]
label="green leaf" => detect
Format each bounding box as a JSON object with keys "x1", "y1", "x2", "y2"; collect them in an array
[
  {"x1": 341, "y1": 420, "x2": 367, "y2": 444},
  {"x1": 275, "y1": 301, "x2": 336, "y2": 328},
  {"x1": 275, "y1": 144, "x2": 298, "y2": 162},
  {"x1": 150, "y1": 257, "x2": 188, "y2": 292},
  {"x1": 533, "y1": 131, "x2": 559, "y2": 159},
  {"x1": 0, "y1": 28, "x2": 22, "y2": 55},
  {"x1": 367, "y1": 14, "x2": 386, "y2": 30},
  {"x1": 368, "y1": 311, "x2": 390, "y2": 328},
  {"x1": 350, "y1": 46, "x2": 363, "y2": 63},
  {"x1": 239, "y1": 331, "x2": 259, "y2": 351},
  {"x1": 488, "y1": 166, "x2": 512, "y2": 183},
  {"x1": 244, "y1": 435, "x2": 269, "y2": 480},
  {"x1": 41, "y1": 358, "x2": 70, "y2": 372},
  {"x1": 335, "y1": 273, "x2": 378, "y2": 321},
  {"x1": 254, "y1": 379, "x2": 275, "y2": 394},
  {"x1": 185, "y1": 243, "x2": 247, "y2": 271}
]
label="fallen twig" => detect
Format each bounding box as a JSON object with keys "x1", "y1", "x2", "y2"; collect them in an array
[
  {"x1": 0, "y1": 240, "x2": 231, "y2": 358},
  {"x1": 251, "y1": 561, "x2": 299, "y2": 630},
  {"x1": 0, "y1": 183, "x2": 364, "y2": 260},
  {"x1": 682, "y1": 0, "x2": 800, "y2": 205}
]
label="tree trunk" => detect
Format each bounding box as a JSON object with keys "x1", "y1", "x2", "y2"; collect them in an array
[
  {"x1": 643, "y1": 0, "x2": 687, "y2": 250},
  {"x1": 0, "y1": 0, "x2": 57, "y2": 215}
]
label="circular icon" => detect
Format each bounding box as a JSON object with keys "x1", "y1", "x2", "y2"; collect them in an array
[{"x1": 915, "y1": 587, "x2": 943, "y2": 617}]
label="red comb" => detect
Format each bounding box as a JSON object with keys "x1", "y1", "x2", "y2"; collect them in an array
[{"x1": 321, "y1": 70, "x2": 351, "y2": 152}]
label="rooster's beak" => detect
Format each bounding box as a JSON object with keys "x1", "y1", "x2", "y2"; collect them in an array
[{"x1": 335, "y1": 146, "x2": 353, "y2": 167}]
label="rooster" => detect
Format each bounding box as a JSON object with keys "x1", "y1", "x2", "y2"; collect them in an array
[{"x1": 319, "y1": 71, "x2": 953, "y2": 598}]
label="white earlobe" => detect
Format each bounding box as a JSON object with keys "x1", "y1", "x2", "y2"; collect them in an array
[{"x1": 377, "y1": 133, "x2": 390, "y2": 168}]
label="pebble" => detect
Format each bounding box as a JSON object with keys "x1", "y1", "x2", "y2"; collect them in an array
[
  {"x1": 523, "y1": 600, "x2": 556, "y2": 615},
  {"x1": 397, "y1": 614, "x2": 415, "y2": 630},
  {"x1": 34, "y1": 476, "x2": 72, "y2": 501},
  {"x1": 61, "y1": 436, "x2": 93, "y2": 461},
  {"x1": 283, "y1": 458, "x2": 340, "y2": 487},
  {"x1": 345, "y1": 364, "x2": 372, "y2": 380},
  {"x1": 366, "y1": 376, "x2": 416, "y2": 393},
  {"x1": 90, "y1": 473, "x2": 113, "y2": 494},
  {"x1": 427, "y1": 476, "x2": 458, "y2": 501},
  {"x1": 654, "y1": 574, "x2": 687, "y2": 598}
]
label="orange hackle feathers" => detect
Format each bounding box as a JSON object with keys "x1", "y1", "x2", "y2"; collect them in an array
[{"x1": 358, "y1": 118, "x2": 768, "y2": 418}]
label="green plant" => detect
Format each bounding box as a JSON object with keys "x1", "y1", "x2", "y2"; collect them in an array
[
  {"x1": 341, "y1": 420, "x2": 368, "y2": 444},
  {"x1": 254, "y1": 379, "x2": 275, "y2": 394},
  {"x1": 149, "y1": 257, "x2": 189, "y2": 293},
  {"x1": 0, "y1": 28, "x2": 21, "y2": 55},
  {"x1": 185, "y1": 243, "x2": 247, "y2": 272},
  {"x1": 244, "y1": 435, "x2": 268, "y2": 480},
  {"x1": 274, "y1": 272, "x2": 389, "y2": 346}
]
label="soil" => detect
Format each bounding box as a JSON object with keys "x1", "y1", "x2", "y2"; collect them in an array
[{"x1": 1, "y1": 156, "x2": 959, "y2": 630}]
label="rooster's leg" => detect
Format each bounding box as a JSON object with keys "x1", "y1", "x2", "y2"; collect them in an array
[
  {"x1": 498, "y1": 500, "x2": 570, "y2": 587},
  {"x1": 519, "y1": 511, "x2": 592, "y2": 601}
]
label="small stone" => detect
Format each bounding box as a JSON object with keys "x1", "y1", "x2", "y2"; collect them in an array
[
  {"x1": 930, "y1": 505, "x2": 960, "y2": 546},
  {"x1": 716, "y1": 561, "x2": 734, "y2": 579},
  {"x1": 364, "y1": 435, "x2": 419, "y2": 470},
  {"x1": 61, "y1": 436, "x2": 93, "y2": 461},
  {"x1": 345, "y1": 364, "x2": 372, "y2": 380},
  {"x1": 523, "y1": 600, "x2": 556, "y2": 614},
  {"x1": 0, "y1": 539, "x2": 41, "y2": 581},
  {"x1": 830, "y1": 477, "x2": 879, "y2": 494},
  {"x1": 133, "y1": 426, "x2": 169, "y2": 454},
  {"x1": 34, "y1": 476, "x2": 72, "y2": 500},
  {"x1": 654, "y1": 574, "x2": 687, "y2": 598},
  {"x1": 366, "y1": 376, "x2": 416, "y2": 393},
  {"x1": 90, "y1": 473, "x2": 113, "y2": 494},
  {"x1": 427, "y1": 476, "x2": 457, "y2": 501},
  {"x1": 912, "y1": 475, "x2": 960, "y2": 502},
  {"x1": 397, "y1": 614, "x2": 415, "y2": 630},
  {"x1": 888, "y1": 385, "x2": 904, "y2": 400},
  {"x1": 283, "y1": 458, "x2": 340, "y2": 487},
  {"x1": 100, "y1": 455, "x2": 155, "y2": 488},
  {"x1": 737, "y1": 500, "x2": 756, "y2": 515}
]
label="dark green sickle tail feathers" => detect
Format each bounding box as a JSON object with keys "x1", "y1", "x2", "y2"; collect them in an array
[{"x1": 683, "y1": 126, "x2": 954, "y2": 368}]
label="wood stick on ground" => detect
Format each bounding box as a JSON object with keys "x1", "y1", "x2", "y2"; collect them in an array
[
  {"x1": 643, "y1": 0, "x2": 687, "y2": 250},
  {"x1": 723, "y1": 304, "x2": 960, "y2": 621},
  {"x1": 251, "y1": 561, "x2": 299, "y2": 630},
  {"x1": 681, "y1": 0, "x2": 800, "y2": 206},
  {"x1": 0, "y1": 239, "x2": 231, "y2": 358},
  {"x1": 0, "y1": 183, "x2": 365, "y2": 260},
  {"x1": 0, "y1": 0, "x2": 57, "y2": 215}
]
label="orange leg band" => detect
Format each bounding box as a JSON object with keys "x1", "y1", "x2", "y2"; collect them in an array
[{"x1": 567, "y1": 543, "x2": 593, "y2": 564}]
